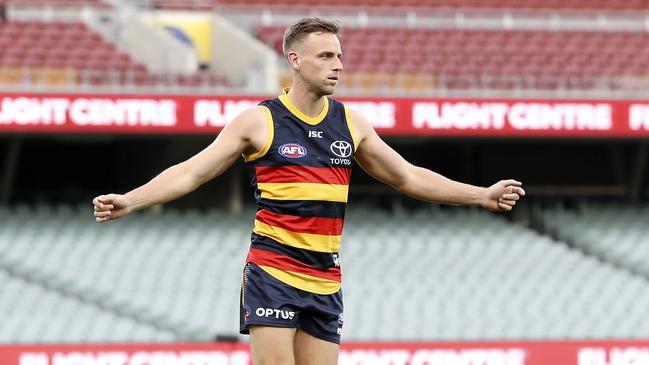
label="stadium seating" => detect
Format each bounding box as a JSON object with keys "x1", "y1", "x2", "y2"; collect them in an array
[
  {"x1": 257, "y1": 25, "x2": 649, "y2": 90},
  {"x1": 144, "y1": 0, "x2": 215, "y2": 10},
  {"x1": 0, "y1": 20, "x2": 230, "y2": 88},
  {"x1": 3, "y1": 0, "x2": 109, "y2": 8},
  {"x1": 0, "y1": 271, "x2": 176, "y2": 343},
  {"x1": 342, "y1": 206, "x2": 649, "y2": 340},
  {"x1": 2, "y1": 203, "x2": 649, "y2": 342},
  {"x1": 148, "y1": 0, "x2": 649, "y2": 11},
  {"x1": 3, "y1": 6, "x2": 646, "y2": 91},
  {"x1": 542, "y1": 204, "x2": 649, "y2": 277},
  {"x1": 0, "y1": 205, "x2": 248, "y2": 341}
]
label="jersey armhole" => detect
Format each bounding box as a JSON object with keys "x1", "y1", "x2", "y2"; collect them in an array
[
  {"x1": 343, "y1": 105, "x2": 359, "y2": 151},
  {"x1": 243, "y1": 106, "x2": 274, "y2": 162}
]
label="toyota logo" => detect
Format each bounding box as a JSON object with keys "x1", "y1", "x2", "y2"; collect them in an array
[{"x1": 330, "y1": 141, "x2": 352, "y2": 158}]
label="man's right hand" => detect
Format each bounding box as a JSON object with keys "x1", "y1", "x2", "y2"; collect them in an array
[
  {"x1": 92, "y1": 194, "x2": 133, "y2": 223},
  {"x1": 90, "y1": 106, "x2": 267, "y2": 224}
]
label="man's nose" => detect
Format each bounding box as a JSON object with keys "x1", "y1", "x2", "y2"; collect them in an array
[{"x1": 334, "y1": 58, "x2": 343, "y2": 71}]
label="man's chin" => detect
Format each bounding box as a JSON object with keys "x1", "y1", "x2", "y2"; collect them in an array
[
  {"x1": 322, "y1": 85, "x2": 336, "y2": 96},
  {"x1": 309, "y1": 82, "x2": 337, "y2": 96}
]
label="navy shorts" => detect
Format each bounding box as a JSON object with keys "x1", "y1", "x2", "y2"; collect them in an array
[{"x1": 239, "y1": 263, "x2": 344, "y2": 344}]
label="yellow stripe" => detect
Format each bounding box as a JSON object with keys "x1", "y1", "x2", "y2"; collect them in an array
[
  {"x1": 344, "y1": 105, "x2": 359, "y2": 151},
  {"x1": 259, "y1": 265, "x2": 341, "y2": 295},
  {"x1": 254, "y1": 220, "x2": 341, "y2": 252},
  {"x1": 243, "y1": 106, "x2": 274, "y2": 162},
  {"x1": 258, "y1": 182, "x2": 348, "y2": 202},
  {"x1": 241, "y1": 270, "x2": 246, "y2": 306},
  {"x1": 278, "y1": 93, "x2": 329, "y2": 126}
]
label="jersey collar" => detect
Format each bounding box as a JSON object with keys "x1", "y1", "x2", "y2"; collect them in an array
[{"x1": 278, "y1": 87, "x2": 329, "y2": 126}]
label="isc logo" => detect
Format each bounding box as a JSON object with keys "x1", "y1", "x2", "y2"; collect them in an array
[{"x1": 278, "y1": 143, "x2": 308, "y2": 158}]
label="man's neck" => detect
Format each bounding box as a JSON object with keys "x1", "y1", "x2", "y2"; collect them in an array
[{"x1": 286, "y1": 84, "x2": 326, "y2": 118}]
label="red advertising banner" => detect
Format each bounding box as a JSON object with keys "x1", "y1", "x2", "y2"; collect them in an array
[
  {"x1": 1, "y1": 92, "x2": 649, "y2": 137},
  {"x1": 1, "y1": 340, "x2": 649, "y2": 365}
]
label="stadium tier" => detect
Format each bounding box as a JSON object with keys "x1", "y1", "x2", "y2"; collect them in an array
[
  {"x1": 2, "y1": 0, "x2": 109, "y2": 8},
  {"x1": 148, "y1": 0, "x2": 649, "y2": 11},
  {"x1": 0, "y1": 205, "x2": 248, "y2": 342},
  {"x1": 542, "y1": 204, "x2": 649, "y2": 277},
  {"x1": 3, "y1": 5, "x2": 648, "y2": 91},
  {"x1": 0, "y1": 20, "x2": 230, "y2": 88},
  {"x1": 1, "y1": 204, "x2": 649, "y2": 342},
  {"x1": 342, "y1": 206, "x2": 649, "y2": 340},
  {"x1": 0, "y1": 271, "x2": 177, "y2": 343},
  {"x1": 257, "y1": 25, "x2": 649, "y2": 90}
]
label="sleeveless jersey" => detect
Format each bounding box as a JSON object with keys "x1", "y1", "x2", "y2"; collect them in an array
[{"x1": 243, "y1": 90, "x2": 358, "y2": 295}]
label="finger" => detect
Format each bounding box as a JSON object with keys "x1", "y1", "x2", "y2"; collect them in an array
[
  {"x1": 94, "y1": 195, "x2": 115, "y2": 209},
  {"x1": 98, "y1": 194, "x2": 117, "y2": 205},
  {"x1": 94, "y1": 204, "x2": 114, "y2": 212},
  {"x1": 92, "y1": 196, "x2": 104, "y2": 206},
  {"x1": 497, "y1": 202, "x2": 513, "y2": 211},
  {"x1": 93, "y1": 196, "x2": 107, "y2": 210},
  {"x1": 96, "y1": 216, "x2": 110, "y2": 223},
  {"x1": 502, "y1": 193, "x2": 520, "y2": 201},
  {"x1": 509, "y1": 186, "x2": 525, "y2": 196},
  {"x1": 498, "y1": 199, "x2": 517, "y2": 206},
  {"x1": 502, "y1": 179, "x2": 522, "y2": 187},
  {"x1": 94, "y1": 211, "x2": 111, "y2": 218}
]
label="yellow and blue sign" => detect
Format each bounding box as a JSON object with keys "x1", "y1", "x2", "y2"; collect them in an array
[{"x1": 151, "y1": 13, "x2": 212, "y2": 64}]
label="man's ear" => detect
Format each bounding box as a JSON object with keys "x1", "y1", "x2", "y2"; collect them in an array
[{"x1": 287, "y1": 51, "x2": 300, "y2": 70}]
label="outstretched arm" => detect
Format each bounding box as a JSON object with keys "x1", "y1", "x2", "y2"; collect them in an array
[
  {"x1": 350, "y1": 109, "x2": 525, "y2": 211},
  {"x1": 93, "y1": 107, "x2": 268, "y2": 222}
]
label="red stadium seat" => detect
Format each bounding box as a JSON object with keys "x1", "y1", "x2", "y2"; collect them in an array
[
  {"x1": 140, "y1": 0, "x2": 649, "y2": 11},
  {"x1": 5, "y1": 0, "x2": 110, "y2": 8},
  {"x1": 0, "y1": 19, "x2": 230, "y2": 88},
  {"x1": 256, "y1": 24, "x2": 649, "y2": 90}
]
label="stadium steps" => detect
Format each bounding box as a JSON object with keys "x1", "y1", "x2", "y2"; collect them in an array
[
  {"x1": 539, "y1": 203, "x2": 649, "y2": 282},
  {"x1": 0, "y1": 20, "x2": 231, "y2": 89}
]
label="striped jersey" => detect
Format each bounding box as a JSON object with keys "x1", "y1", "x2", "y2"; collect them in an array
[{"x1": 243, "y1": 90, "x2": 358, "y2": 295}]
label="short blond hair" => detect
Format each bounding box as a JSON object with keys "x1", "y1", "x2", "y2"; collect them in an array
[{"x1": 282, "y1": 17, "x2": 341, "y2": 58}]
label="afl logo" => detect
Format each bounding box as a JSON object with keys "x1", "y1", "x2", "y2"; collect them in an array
[
  {"x1": 330, "y1": 141, "x2": 352, "y2": 158},
  {"x1": 279, "y1": 143, "x2": 308, "y2": 158}
]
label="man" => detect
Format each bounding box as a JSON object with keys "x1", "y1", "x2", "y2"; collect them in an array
[{"x1": 93, "y1": 18, "x2": 525, "y2": 365}]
